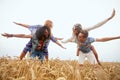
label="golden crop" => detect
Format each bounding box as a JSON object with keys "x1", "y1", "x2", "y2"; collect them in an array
[{"x1": 0, "y1": 57, "x2": 120, "y2": 80}]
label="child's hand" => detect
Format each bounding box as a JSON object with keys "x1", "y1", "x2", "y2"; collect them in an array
[
  {"x1": 108, "y1": 9, "x2": 115, "y2": 20},
  {"x1": 62, "y1": 46, "x2": 66, "y2": 49},
  {"x1": 13, "y1": 22, "x2": 21, "y2": 25},
  {"x1": 76, "y1": 53, "x2": 79, "y2": 56},
  {"x1": 13, "y1": 21, "x2": 18, "y2": 24},
  {"x1": 61, "y1": 41, "x2": 67, "y2": 44}
]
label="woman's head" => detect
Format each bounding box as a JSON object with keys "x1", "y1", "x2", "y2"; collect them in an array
[
  {"x1": 35, "y1": 26, "x2": 51, "y2": 41},
  {"x1": 73, "y1": 23, "x2": 82, "y2": 36}
]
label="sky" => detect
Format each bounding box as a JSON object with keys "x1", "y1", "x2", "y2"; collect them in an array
[{"x1": 0, "y1": 0, "x2": 120, "y2": 62}]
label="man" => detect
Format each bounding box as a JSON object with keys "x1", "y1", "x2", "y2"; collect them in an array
[{"x1": 77, "y1": 30, "x2": 120, "y2": 66}]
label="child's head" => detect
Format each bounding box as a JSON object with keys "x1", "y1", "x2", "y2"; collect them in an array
[{"x1": 44, "y1": 20, "x2": 53, "y2": 29}]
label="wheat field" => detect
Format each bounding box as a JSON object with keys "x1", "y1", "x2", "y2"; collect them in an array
[{"x1": 0, "y1": 57, "x2": 120, "y2": 80}]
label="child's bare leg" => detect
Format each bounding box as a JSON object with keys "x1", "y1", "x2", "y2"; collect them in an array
[
  {"x1": 90, "y1": 45, "x2": 101, "y2": 65},
  {"x1": 76, "y1": 48, "x2": 80, "y2": 56}
]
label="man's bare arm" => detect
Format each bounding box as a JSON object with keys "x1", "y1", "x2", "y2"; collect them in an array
[{"x1": 96, "y1": 36, "x2": 120, "y2": 42}]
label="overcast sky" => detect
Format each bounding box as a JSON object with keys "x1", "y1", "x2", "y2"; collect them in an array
[{"x1": 0, "y1": 0, "x2": 120, "y2": 62}]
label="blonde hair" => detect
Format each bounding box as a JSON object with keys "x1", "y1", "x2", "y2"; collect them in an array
[
  {"x1": 44, "y1": 20, "x2": 53, "y2": 28},
  {"x1": 44, "y1": 20, "x2": 53, "y2": 36}
]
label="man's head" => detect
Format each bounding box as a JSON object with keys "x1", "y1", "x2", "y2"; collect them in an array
[
  {"x1": 73, "y1": 23, "x2": 82, "y2": 36},
  {"x1": 44, "y1": 20, "x2": 53, "y2": 29},
  {"x1": 78, "y1": 30, "x2": 88, "y2": 42}
]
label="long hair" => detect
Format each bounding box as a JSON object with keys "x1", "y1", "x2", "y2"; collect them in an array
[
  {"x1": 72, "y1": 23, "x2": 82, "y2": 37},
  {"x1": 35, "y1": 26, "x2": 51, "y2": 41}
]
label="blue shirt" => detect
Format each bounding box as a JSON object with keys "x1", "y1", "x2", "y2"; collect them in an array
[
  {"x1": 78, "y1": 37, "x2": 95, "y2": 53},
  {"x1": 42, "y1": 35, "x2": 57, "y2": 53},
  {"x1": 28, "y1": 25, "x2": 42, "y2": 36}
]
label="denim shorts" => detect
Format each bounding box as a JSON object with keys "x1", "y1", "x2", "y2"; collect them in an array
[
  {"x1": 23, "y1": 39, "x2": 32, "y2": 53},
  {"x1": 30, "y1": 50, "x2": 45, "y2": 62},
  {"x1": 23, "y1": 38, "x2": 49, "y2": 57},
  {"x1": 43, "y1": 48, "x2": 48, "y2": 56}
]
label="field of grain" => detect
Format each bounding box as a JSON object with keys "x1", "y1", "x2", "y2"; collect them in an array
[{"x1": 0, "y1": 57, "x2": 120, "y2": 80}]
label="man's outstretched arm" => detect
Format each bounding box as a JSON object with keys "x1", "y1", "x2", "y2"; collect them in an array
[{"x1": 96, "y1": 36, "x2": 120, "y2": 42}]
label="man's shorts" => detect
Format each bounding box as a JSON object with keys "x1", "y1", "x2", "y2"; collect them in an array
[{"x1": 78, "y1": 51, "x2": 96, "y2": 65}]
